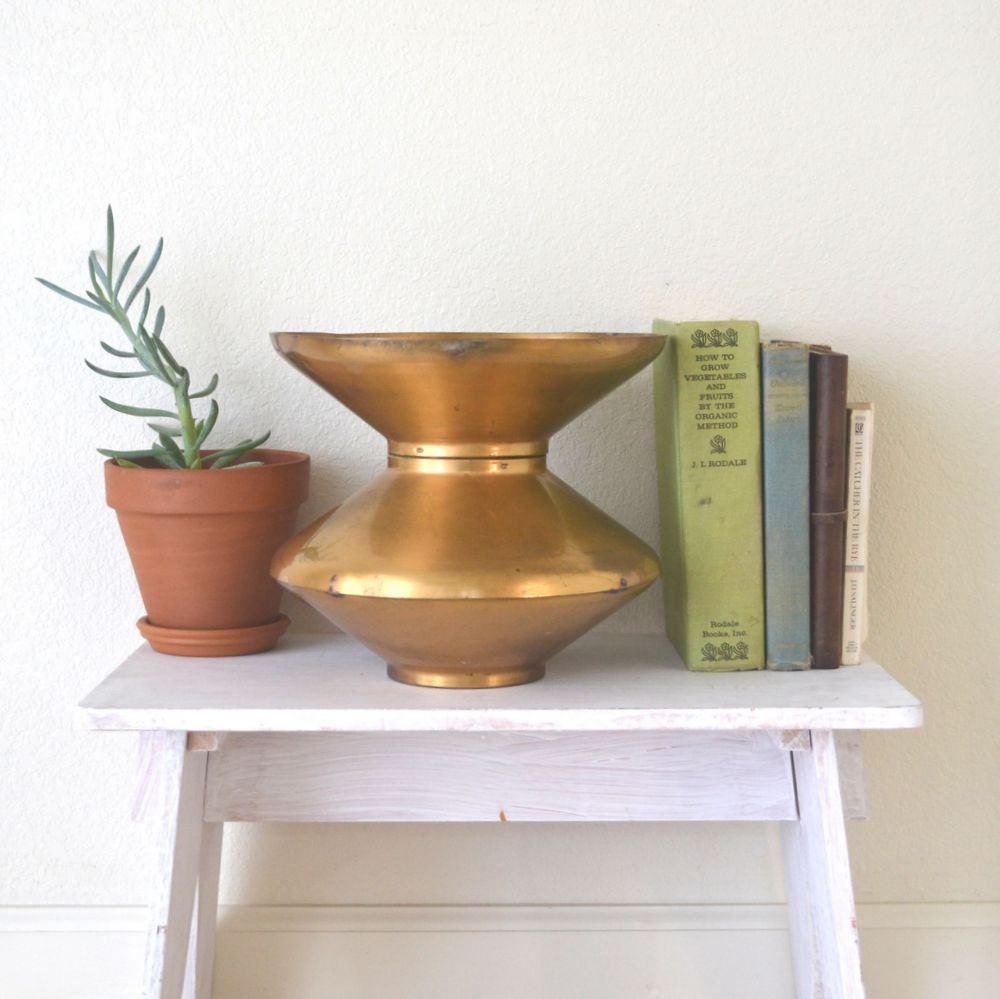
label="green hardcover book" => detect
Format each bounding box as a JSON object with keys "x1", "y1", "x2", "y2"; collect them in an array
[{"x1": 652, "y1": 320, "x2": 765, "y2": 670}]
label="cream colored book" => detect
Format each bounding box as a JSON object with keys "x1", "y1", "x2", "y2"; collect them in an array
[{"x1": 841, "y1": 403, "x2": 874, "y2": 664}]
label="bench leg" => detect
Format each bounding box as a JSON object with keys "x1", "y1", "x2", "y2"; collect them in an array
[
  {"x1": 782, "y1": 729, "x2": 865, "y2": 998},
  {"x1": 141, "y1": 732, "x2": 209, "y2": 999},
  {"x1": 183, "y1": 820, "x2": 224, "y2": 998}
]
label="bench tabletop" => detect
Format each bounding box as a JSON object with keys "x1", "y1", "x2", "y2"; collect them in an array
[{"x1": 77, "y1": 632, "x2": 922, "y2": 734}]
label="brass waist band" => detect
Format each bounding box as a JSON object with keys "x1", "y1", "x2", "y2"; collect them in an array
[
  {"x1": 388, "y1": 440, "x2": 549, "y2": 459},
  {"x1": 387, "y1": 454, "x2": 547, "y2": 474}
]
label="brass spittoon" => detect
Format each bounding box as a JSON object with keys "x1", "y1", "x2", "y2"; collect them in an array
[{"x1": 271, "y1": 332, "x2": 664, "y2": 688}]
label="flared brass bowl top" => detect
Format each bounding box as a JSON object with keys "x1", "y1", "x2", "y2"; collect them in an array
[{"x1": 271, "y1": 332, "x2": 664, "y2": 457}]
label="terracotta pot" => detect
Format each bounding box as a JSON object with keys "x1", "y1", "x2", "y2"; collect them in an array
[{"x1": 105, "y1": 449, "x2": 310, "y2": 656}]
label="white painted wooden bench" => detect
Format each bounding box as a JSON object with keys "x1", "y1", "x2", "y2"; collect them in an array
[{"x1": 77, "y1": 632, "x2": 922, "y2": 999}]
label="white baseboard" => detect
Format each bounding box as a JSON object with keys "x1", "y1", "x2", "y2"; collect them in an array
[
  {"x1": 2, "y1": 902, "x2": 998, "y2": 999},
  {"x1": 1, "y1": 900, "x2": 997, "y2": 933}
]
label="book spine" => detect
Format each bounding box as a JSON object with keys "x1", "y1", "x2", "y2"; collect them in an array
[
  {"x1": 809, "y1": 348, "x2": 849, "y2": 669},
  {"x1": 761, "y1": 342, "x2": 812, "y2": 670},
  {"x1": 841, "y1": 403, "x2": 874, "y2": 665},
  {"x1": 653, "y1": 320, "x2": 765, "y2": 671}
]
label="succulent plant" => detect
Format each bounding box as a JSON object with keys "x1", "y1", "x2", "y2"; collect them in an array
[{"x1": 38, "y1": 207, "x2": 269, "y2": 469}]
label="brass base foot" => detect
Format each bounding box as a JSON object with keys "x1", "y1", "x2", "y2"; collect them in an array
[{"x1": 386, "y1": 663, "x2": 546, "y2": 689}]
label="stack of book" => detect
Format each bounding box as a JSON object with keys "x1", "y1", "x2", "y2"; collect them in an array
[{"x1": 652, "y1": 320, "x2": 874, "y2": 671}]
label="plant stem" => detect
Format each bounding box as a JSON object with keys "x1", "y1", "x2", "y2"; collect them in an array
[{"x1": 174, "y1": 383, "x2": 202, "y2": 468}]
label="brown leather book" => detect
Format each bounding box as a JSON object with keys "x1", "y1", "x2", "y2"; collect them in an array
[{"x1": 809, "y1": 347, "x2": 849, "y2": 668}]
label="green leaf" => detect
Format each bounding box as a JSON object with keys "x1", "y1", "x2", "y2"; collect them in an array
[
  {"x1": 36, "y1": 277, "x2": 105, "y2": 312},
  {"x1": 132, "y1": 293, "x2": 169, "y2": 380},
  {"x1": 85, "y1": 359, "x2": 151, "y2": 378},
  {"x1": 156, "y1": 431, "x2": 186, "y2": 465},
  {"x1": 151, "y1": 443, "x2": 184, "y2": 469},
  {"x1": 136, "y1": 287, "x2": 151, "y2": 330},
  {"x1": 194, "y1": 398, "x2": 219, "y2": 448},
  {"x1": 189, "y1": 373, "x2": 219, "y2": 399},
  {"x1": 99, "y1": 396, "x2": 177, "y2": 419},
  {"x1": 147, "y1": 421, "x2": 182, "y2": 437},
  {"x1": 100, "y1": 340, "x2": 137, "y2": 359},
  {"x1": 113, "y1": 245, "x2": 141, "y2": 298},
  {"x1": 123, "y1": 238, "x2": 163, "y2": 313},
  {"x1": 153, "y1": 305, "x2": 165, "y2": 339},
  {"x1": 97, "y1": 447, "x2": 157, "y2": 460},
  {"x1": 205, "y1": 430, "x2": 271, "y2": 468},
  {"x1": 154, "y1": 337, "x2": 185, "y2": 376},
  {"x1": 207, "y1": 450, "x2": 244, "y2": 469},
  {"x1": 114, "y1": 459, "x2": 142, "y2": 468},
  {"x1": 133, "y1": 329, "x2": 171, "y2": 384},
  {"x1": 85, "y1": 291, "x2": 113, "y2": 313},
  {"x1": 88, "y1": 253, "x2": 109, "y2": 300},
  {"x1": 129, "y1": 339, "x2": 166, "y2": 382},
  {"x1": 221, "y1": 461, "x2": 265, "y2": 469},
  {"x1": 129, "y1": 296, "x2": 171, "y2": 383}
]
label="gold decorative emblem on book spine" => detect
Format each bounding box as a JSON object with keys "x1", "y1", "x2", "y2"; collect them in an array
[
  {"x1": 691, "y1": 327, "x2": 740, "y2": 348},
  {"x1": 701, "y1": 641, "x2": 750, "y2": 662}
]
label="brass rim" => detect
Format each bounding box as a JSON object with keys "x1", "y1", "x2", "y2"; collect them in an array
[{"x1": 272, "y1": 331, "x2": 661, "y2": 341}]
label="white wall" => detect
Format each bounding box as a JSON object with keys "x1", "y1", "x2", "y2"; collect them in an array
[{"x1": 1, "y1": 1, "x2": 997, "y2": 996}]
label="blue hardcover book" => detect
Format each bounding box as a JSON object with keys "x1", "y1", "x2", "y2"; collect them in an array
[{"x1": 761, "y1": 341, "x2": 812, "y2": 669}]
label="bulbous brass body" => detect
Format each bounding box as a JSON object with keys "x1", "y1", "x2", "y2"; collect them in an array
[{"x1": 271, "y1": 332, "x2": 664, "y2": 688}]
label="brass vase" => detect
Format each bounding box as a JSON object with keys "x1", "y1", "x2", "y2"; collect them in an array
[{"x1": 271, "y1": 332, "x2": 664, "y2": 688}]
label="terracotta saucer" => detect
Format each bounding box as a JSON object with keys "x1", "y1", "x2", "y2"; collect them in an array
[{"x1": 137, "y1": 614, "x2": 291, "y2": 657}]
